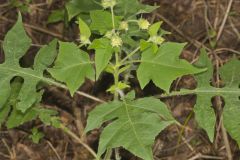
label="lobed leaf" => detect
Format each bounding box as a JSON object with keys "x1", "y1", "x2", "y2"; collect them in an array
[
  {"x1": 89, "y1": 38, "x2": 114, "y2": 79},
  {"x1": 137, "y1": 42, "x2": 205, "y2": 92},
  {"x1": 0, "y1": 13, "x2": 57, "y2": 112},
  {"x1": 86, "y1": 93, "x2": 175, "y2": 160},
  {"x1": 90, "y1": 10, "x2": 122, "y2": 34},
  {"x1": 193, "y1": 52, "x2": 240, "y2": 144},
  {"x1": 193, "y1": 51, "x2": 216, "y2": 142},
  {"x1": 48, "y1": 42, "x2": 95, "y2": 96},
  {"x1": 114, "y1": 0, "x2": 158, "y2": 18},
  {"x1": 66, "y1": 0, "x2": 101, "y2": 20},
  {"x1": 220, "y1": 59, "x2": 240, "y2": 146}
]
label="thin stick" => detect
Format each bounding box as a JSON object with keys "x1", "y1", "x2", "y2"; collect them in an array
[
  {"x1": 60, "y1": 125, "x2": 98, "y2": 159},
  {"x1": 0, "y1": 16, "x2": 69, "y2": 41},
  {"x1": 216, "y1": 0, "x2": 234, "y2": 41},
  {"x1": 44, "y1": 78, "x2": 106, "y2": 103},
  {"x1": 0, "y1": 2, "x2": 10, "y2": 7},
  {"x1": 46, "y1": 141, "x2": 62, "y2": 160},
  {"x1": 2, "y1": 139, "x2": 13, "y2": 158},
  {"x1": 156, "y1": 13, "x2": 211, "y2": 52},
  {"x1": 221, "y1": 119, "x2": 232, "y2": 160}
]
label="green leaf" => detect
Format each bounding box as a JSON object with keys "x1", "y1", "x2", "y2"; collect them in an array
[
  {"x1": 48, "y1": 9, "x2": 65, "y2": 23},
  {"x1": 0, "y1": 78, "x2": 22, "y2": 126},
  {"x1": 220, "y1": 59, "x2": 240, "y2": 146},
  {"x1": 86, "y1": 94, "x2": 175, "y2": 160},
  {"x1": 4, "y1": 79, "x2": 43, "y2": 129},
  {"x1": 137, "y1": 42, "x2": 205, "y2": 92},
  {"x1": 148, "y1": 22, "x2": 162, "y2": 37},
  {"x1": 193, "y1": 50, "x2": 216, "y2": 142},
  {"x1": 193, "y1": 52, "x2": 240, "y2": 143},
  {"x1": 115, "y1": 0, "x2": 158, "y2": 18},
  {"x1": 38, "y1": 108, "x2": 58, "y2": 125},
  {"x1": 90, "y1": 10, "x2": 122, "y2": 34},
  {"x1": 78, "y1": 17, "x2": 91, "y2": 41},
  {"x1": 48, "y1": 42, "x2": 95, "y2": 96},
  {"x1": 7, "y1": 106, "x2": 39, "y2": 128},
  {"x1": 34, "y1": 40, "x2": 58, "y2": 72},
  {"x1": 66, "y1": 0, "x2": 101, "y2": 20},
  {"x1": 29, "y1": 128, "x2": 44, "y2": 144},
  {"x1": 0, "y1": 13, "x2": 57, "y2": 112},
  {"x1": 107, "y1": 81, "x2": 130, "y2": 93},
  {"x1": 89, "y1": 38, "x2": 113, "y2": 79}
]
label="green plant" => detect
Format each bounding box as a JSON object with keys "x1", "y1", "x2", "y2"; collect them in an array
[{"x1": 0, "y1": 0, "x2": 240, "y2": 160}]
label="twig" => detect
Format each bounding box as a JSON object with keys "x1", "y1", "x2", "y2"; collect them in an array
[
  {"x1": 60, "y1": 125, "x2": 98, "y2": 159},
  {"x1": 0, "y1": 2, "x2": 10, "y2": 7},
  {"x1": 156, "y1": 13, "x2": 211, "y2": 52},
  {"x1": 228, "y1": 17, "x2": 240, "y2": 40},
  {"x1": 215, "y1": 48, "x2": 240, "y2": 55},
  {"x1": 1, "y1": 139, "x2": 14, "y2": 158},
  {"x1": 47, "y1": 141, "x2": 62, "y2": 160},
  {"x1": 0, "y1": 152, "x2": 10, "y2": 159},
  {"x1": 0, "y1": 16, "x2": 69, "y2": 40},
  {"x1": 216, "y1": 0, "x2": 234, "y2": 41},
  {"x1": 76, "y1": 90, "x2": 106, "y2": 103},
  {"x1": 221, "y1": 119, "x2": 232, "y2": 160},
  {"x1": 175, "y1": 111, "x2": 194, "y2": 155},
  {"x1": 188, "y1": 153, "x2": 224, "y2": 160}
]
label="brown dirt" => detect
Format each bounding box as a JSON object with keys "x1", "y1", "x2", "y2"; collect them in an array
[{"x1": 0, "y1": 0, "x2": 240, "y2": 160}]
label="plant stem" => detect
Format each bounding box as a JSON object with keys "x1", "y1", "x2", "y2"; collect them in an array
[
  {"x1": 175, "y1": 111, "x2": 193, "y2": 155},
  {"x1": 121, "y1": 47, "x2": 140, "y2": 63},
  {"x1": 114, "y1": 51, "x2": 120, "y2": 100},
  {"x1": 43, "y1": 78, "x2": 105, "y2": 103},
  {"x1": 104, "y1": 50, "x2": 121, "y2": 159},
  {"x1": 111, "y1": 6, "x2": 115, "y2": 30}
]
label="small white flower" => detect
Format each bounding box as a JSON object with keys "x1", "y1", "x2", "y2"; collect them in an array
[
  {"x1": 138, "y1": 19, "x2": 150, "y2": 30},
  {"x1": 119, "y1": 21, "x2": 129, "y2": 31},
  {"x1": 149, "y1": 36, "x2": 165, "y2": 45},
  {"x1": 111, "y1": 35, "x2": 123, "y2": 47},
  {"x1": 101, "y1": 0, "x2": 116, "y2": 9}
]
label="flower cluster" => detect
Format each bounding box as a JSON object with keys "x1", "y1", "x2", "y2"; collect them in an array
[
  {"x1": 111, "y1": 35, "x2": 123, "y2": 47},
  {"x1": 101, "y1": 0, "x2": 116, "y2": 8},
  {"x1": 138, "y1": 19, "x2": 150, "y2": 30},
  {"x1": 119, "y1": 21, "x2": 129, "y2": 31},
  {"x1": 149, "y1": 36, "x2": 165, "y2": 45}
]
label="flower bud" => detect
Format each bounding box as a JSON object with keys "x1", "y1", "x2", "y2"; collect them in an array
[
  {"x1": 111, "y1": 35, "x2": 123, "y2": 47},
  {"x1": 105, "y1": 31, "x2": 114, "y2": 39},
  {"x1": 149, "y1": 36, "x2": 165, "y2": 45},
  {"x1": 138, "y1": 19, "x2": 150, "y2": 30},
  {"x1": 119, "y1": 21, "x2": 129, "y2": 31},
  {"x1": 101, "y1": 0, "x2": 116, "y2": 9}
]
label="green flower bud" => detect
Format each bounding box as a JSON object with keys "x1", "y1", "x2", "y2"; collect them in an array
[
  {"x1": 119, "y1": 21, "x2": 129, "y2": 31},
  {"x1": 138, "y1": 19, "x2": 150, "y2": 30},
  {"x1": 105, "y1": 31, "x2": 114, "y2": 39},
  {"x1": 101, "y1": 0, "x2": 116, "y2": 8},
  {"x1": 149, "y1": 36, "x2": 165, "y2": 45},
  {"x1": 111, "y1": 35, "x2": 123, "y2": 47}
]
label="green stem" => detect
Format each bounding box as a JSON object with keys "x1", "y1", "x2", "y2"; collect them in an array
[
  {"x1": 176, "y1": 111, "x2": 193, "y2": 153},
  {"x1": 127, "y1": 20, "x2": 138, "y2": 23},
  {"x1": 111, "y1": 6, "x2": 115, "y2": 30},
  {"x1": 121, "y1": 47, "x2": 140, "y2": 63},
  {"x1": 104, "y1": 51, "x2": 121, "y2": 159},
  {"x1": 114, "y1": 51, "x2": 120, "y2": 104},
  {"x1": 122, "y1": 60, "x2": 141, "y2": 66}
]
